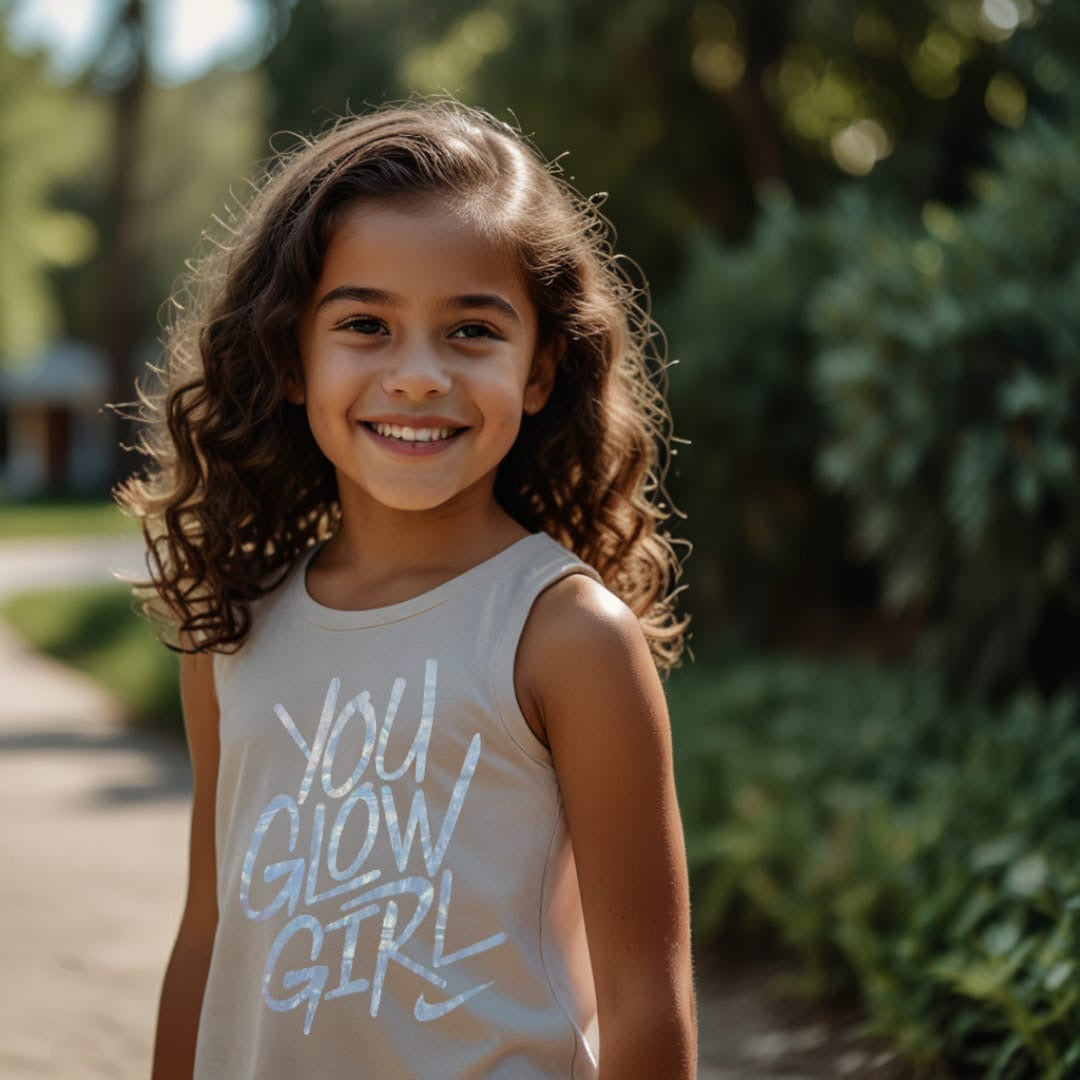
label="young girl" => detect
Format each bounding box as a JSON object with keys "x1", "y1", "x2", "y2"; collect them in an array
[{"x1": 120, "y1": 99, "x2": 695, "y2": 1079}]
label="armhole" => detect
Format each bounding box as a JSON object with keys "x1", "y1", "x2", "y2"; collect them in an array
[{"x1": 489, "y1": 559, "x2": 603, "y2": 767}]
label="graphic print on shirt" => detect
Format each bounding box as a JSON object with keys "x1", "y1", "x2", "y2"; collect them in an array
[{"x1": 239, "y1": 659, "x2": 508, "y2": 1034}]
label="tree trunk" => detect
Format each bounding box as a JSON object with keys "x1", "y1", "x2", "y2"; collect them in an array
[{"x1": 103, "y1": 0, "x2": 149, "y2": 487}]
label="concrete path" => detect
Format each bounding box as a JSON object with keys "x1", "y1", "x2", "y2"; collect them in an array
[
  {"x1": 0, "y1": 537, "x2": 190, "y2": 1079},
  {"x1": 0, "y1": 536, "x2": 906, "y2": 1079}
]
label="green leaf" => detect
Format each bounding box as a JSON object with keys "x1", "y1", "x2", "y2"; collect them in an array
[
  {"x1": 1007, "y1": 853, "x2": 1049, "y2": 897},
  {"x1": 1044, "y1": 960, "x2": 1073, "y2": 992}
]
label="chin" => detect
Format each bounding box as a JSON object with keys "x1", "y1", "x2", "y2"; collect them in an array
[{"x1": 372, "y1": 490, "x2": 464, "y2": 514}]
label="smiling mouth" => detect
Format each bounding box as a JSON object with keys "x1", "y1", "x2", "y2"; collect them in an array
[{"x1": 362, "y1": 421, "x2": 467, "y2": 443}]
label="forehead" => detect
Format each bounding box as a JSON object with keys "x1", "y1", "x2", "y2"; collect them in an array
[{"x1": 316, "y1": 198, "x2": 530, "y2": 305}]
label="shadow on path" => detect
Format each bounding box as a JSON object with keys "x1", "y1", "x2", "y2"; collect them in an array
[{"x1": 0, "y1": 725, "x2": 190, "y2": 805}]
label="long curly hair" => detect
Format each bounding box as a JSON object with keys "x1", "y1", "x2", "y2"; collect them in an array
[{"x1": 117, "y1": 100, "x2": 689, "y2": 672}]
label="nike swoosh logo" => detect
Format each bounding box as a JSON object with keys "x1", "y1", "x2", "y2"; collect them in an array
[{"x1": 414, "y1": 979, "x2": 495, "y2": 1022}]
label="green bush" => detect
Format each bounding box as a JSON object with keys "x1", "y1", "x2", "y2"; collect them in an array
[
  {"x1": 666, "y1": 96, "x2": 1080, "y2": 699},
  {"x1": 810, "y1": 109, "x2": 1080, "y2": 700},
  {"x1": 665, "y1": 195, "x2": 855, "y2": 642},
  {"x1": 671, "y1": 656, "x2": 1080, "y2": 1075},
  {"x1": 1, "y1": 585, "x2": 181, "y2": 729}
]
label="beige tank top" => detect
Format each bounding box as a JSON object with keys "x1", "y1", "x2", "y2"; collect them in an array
[{"x1": 195, "y1": 533, "x2": 603, "y2": 1079}]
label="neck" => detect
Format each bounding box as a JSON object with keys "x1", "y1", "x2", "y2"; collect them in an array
[{"x1": 327, "y1": 490, "x2": 528, "y2": 586}]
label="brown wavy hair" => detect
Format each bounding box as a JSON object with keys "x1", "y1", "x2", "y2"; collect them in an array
[{"x1": 117, "y1": 99, "x2": 689, "y2": 671}]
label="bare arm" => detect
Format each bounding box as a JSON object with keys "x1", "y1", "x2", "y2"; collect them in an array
[
  {"x1": 151, "y1": 652, "x2": 220, "y2": 1080},
  {"x1": 518, "y1": 577, "x2": 697, "y2": 1079}
]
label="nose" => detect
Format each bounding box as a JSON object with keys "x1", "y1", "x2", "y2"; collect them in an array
[{"x1": 381, "y1": 341, "x2": 452, "y2": 399}]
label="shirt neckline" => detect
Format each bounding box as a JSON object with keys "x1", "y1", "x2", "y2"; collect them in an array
[{"x1": 291, "y1": 531, "x2": 552, "y2": 629}]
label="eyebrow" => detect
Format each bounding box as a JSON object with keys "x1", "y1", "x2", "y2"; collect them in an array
[{"x1": 314, "y1": 285, "x2": 521, "y2": 324}]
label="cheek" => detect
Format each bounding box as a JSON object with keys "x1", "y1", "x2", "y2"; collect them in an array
[
  {"x1": 300, "y1": 369, "x2": 350, "y2": 444},
  {"x1": 493, "y1": 413, "x2": 522, "y2": 442},
  {"x1": 303, "y1": 404, "x2": 333, "y2": 458},
  {"x1": 304, "y1": 351, "x2": 361, "y2": 403},
  {"x1": 487, "y1": 380, "x2": 529, "y2": 432},
  {"x1": 493, "y1": 400, "x2": 528, "y2": 449}
]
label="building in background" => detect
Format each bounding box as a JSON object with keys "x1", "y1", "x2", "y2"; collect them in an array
[{"x1": 0, "y1": 340, "x2": 110, "y2": 495}]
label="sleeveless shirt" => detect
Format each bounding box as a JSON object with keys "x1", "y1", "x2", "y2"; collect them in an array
[{"x1": 194, "y1": 532, "x2": 603, "y2": 1079}]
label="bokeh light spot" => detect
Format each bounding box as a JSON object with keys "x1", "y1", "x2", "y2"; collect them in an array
[
  {"x1": 910, "y1": 22, "x2": 967, "y2": 99},
  {"x1": 981, "y1": 0, "x2": 1020, "y2": 34},
  {"x1": 985, "y1": 71, "x2": 1027, "y2": 126},
  {"x1": 692, "y1": 40, "x2": 746, "y2": 92},
  {"x1": 32, "y1": 211, "x2": 97, "y2": 267},
  {"x1": 401, "y1": 8, "x2": 511, "y2": 91},
  {"x1": 922, "y1": 201, "x2": 960, "y2": 244},
  {"x1": 831, "y1": 119, "x2": 891, "y2": 176},
  {"x1": 912, "y1": 238, "x2": 944, "y2": 275},
  {"x1": 921, "y1": 23, "x2": 967, "y2": 69},
  {"x1": 460, "y1": 10, "x2": 511, "y2": 55}
]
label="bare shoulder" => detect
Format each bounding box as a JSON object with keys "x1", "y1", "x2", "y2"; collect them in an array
[
  {"x1": 515, "y1": 572, "x2": 662, "y2": 746},
  {"x1": 514, "y1": 573, "x2": 695, "y2": 1065},
  {"x1": 526, "y1": 571, "x2": 643, "y2": 649}
]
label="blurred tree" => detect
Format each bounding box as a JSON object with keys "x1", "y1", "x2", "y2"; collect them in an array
[
  {"x1": 262, "y1": 0, "x2": 420, "y2": 137},
  {"x1": 136, "y1": 71, "x2": 268, "y2": 294},
  {"x1": 99, "y1": 0, "x2": 150, "y2": 480},
  {"x1": 260, "y1": 0, "x2": 1068, "y2": 282},
  {"x1": 657, "y1": 1, "x2": 1077, "y2": 653},
  {"x1": 0, "y1": 25, "x2": 103, "y2": 361},
  {"x1": 47, "y1": 67, "x2": 268, "y2": 363},
  {"x1": 0, "y1": 0, "x2": 270, "y2": 483},
  {"x1": 812, "y1": 94, "x2": 1080, "y2": 701}
]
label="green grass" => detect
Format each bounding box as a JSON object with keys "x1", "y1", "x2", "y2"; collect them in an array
[
  {"x1": 1, "y1": 585, "x2": 181, "y2": 730},
  {"x1": 0, "y1": 497, "x2": 137, "y2": 539}
]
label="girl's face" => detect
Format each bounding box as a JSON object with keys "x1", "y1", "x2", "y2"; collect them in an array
[{"x1": 294, "y1": 198, "x2": 554, "y2": 520}]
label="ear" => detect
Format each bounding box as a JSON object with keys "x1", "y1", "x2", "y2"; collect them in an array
[
  {"x1": 523, "y1": 340, "x2": 560, "y2": 416},
  {"x1": 284, "y1": 376, "x2": 305, "y2": 405}
]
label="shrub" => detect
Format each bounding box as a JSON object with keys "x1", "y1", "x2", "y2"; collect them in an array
[
  {"x1": 810, "y1": 108, "x2": 1080, "y2": 700},
  {"x1": 664, "y1": 195, "x2": 856, "y2": 643},
  {"x1": 671, "y1": 656, "x2": 1080, "y2": 1075},
  {"x1": 1, "y1": 585, "x2": 181, "y2": 729}
]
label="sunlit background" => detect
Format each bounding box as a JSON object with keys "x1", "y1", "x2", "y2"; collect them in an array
[{"x1": 1, "y1": 0, "x2": 1079, "y2": 1075}]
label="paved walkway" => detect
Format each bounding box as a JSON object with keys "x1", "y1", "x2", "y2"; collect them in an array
[
  {"x1": 0, "y1": 536, "x2": 905, "y2": 1079},
  {"x1": 0, "y1": 537, "x2": 190, "y2": 1078}
]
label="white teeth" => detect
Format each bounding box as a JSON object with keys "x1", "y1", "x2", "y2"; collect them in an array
[{"x1": 370, "y1": 422, "x2": 455, "y2": 442}]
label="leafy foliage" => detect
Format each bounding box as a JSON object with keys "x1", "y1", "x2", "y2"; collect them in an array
[
  {"x1": 259, "y1": 0, "x2": 1067, "y2": 286},
  {"x1": 664, "y1": 196, "x2": 852, "y2": 639},
  {"x1": 671, "y1": 656, "x2": 1080, "y2": 1075},
  {"x1": 0, "y1": 29, "x2": 104, "y2": 359},
  {"x1": 811, "y1": 105, "x2": 1080, "y2": 699},
  {"x1": 664, "y1": 81, "x2": 1080, "y2": 698}
]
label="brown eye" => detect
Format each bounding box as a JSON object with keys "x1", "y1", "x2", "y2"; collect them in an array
[
  {"x1": 450, "y1": 323, "x2": 500, "y2": 340},
  {"x1": 341, "y1": 316, "x2": 386, "y2": 335}
]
